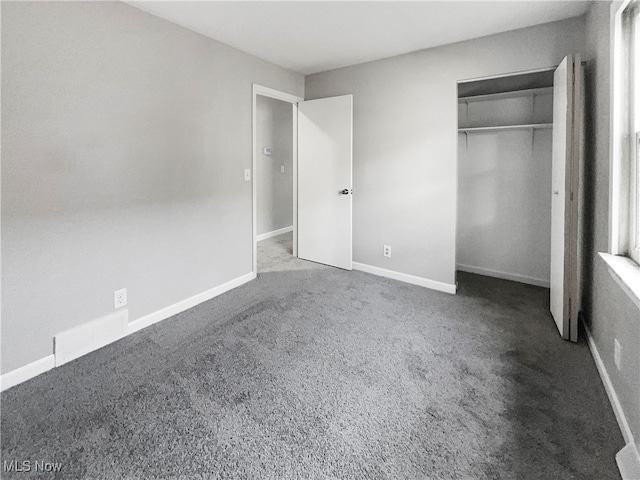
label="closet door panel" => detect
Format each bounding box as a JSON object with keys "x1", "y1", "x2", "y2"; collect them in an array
[{"x1": 550, "y1": 55, "x2": 574, "y2": 340}]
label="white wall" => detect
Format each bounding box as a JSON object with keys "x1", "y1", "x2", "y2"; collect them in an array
[
  {"x1": 457, "y1": 91, "x2": 553, "y2": 286},
  {"x1": 256, "y1": 96, "x2": 293, "y2": 236},
  {"x1": 305, "y1": 17, "x2": 585, "y2": 288},
  {"x1": 1, "y1": 2, "x2": 304, "y2": 374}
]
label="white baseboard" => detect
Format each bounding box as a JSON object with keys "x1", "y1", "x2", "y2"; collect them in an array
[
  {"x1": 353, "y1": 262, "x2": 456, "y2": 294},
  {"x1": 55, "y1": 310, "x2": 129, "y2": 367},
  {"x1": 617, "y1": 443, "x2": 640, "y2": 480},
  {"x1": 582, "y1": 319, "x2": 634, "y2": 443},
  {"x1": 583, "y1": 319, "x2": 640, "y2": 479},
  {"x1": 128, "y1": 271, "x2": 256, "y2": 334},
  {"x1": 0, "y1": 272, "x2": 256, "y2": 392},
  {"x1": 0, "y1": 355, "x2": 55, "y2": 392},
  {"x1": 256, "y1": 226, "x2": 293, "y2": 242},
  {"x1": 456, "y1": 264, "x2": 550, "y2": 288}
]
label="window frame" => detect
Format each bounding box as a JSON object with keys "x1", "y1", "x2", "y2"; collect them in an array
[
  {"x1": 611, "y1": 0, "x2": 640, "y2": 265},
  {"x1": 630, "y1": 3, "x2": 640, "y2": 263}
]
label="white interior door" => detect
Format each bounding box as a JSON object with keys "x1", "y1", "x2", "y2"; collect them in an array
[
  {"x1": 298, "y1": 95, "x2": 353, "y2": 270},
  {"x1": 550, "y1": 54, "x2": 582, "y2": 341}
]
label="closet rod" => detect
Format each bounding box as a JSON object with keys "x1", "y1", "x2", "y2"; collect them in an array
[{"x1": 458, "y1": 123, "x2": 552, "y2": 133}]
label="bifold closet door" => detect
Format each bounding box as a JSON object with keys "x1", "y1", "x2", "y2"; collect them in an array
[
  {"x1": 298, "y1": 95, "x2": 353, "y2": 270},
  {"x1": 550, "y1": 54, "x2": 583, "y2": 342}
]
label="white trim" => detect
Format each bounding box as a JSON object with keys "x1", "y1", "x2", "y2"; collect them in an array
[
  {"x1": 583, "y1": 319, "x2": 635, "y2": 445},
  {"x1": 253, "y1": 85, "x2": 302, "y2": 104},
  {"x1": 128, "y1": 271, "x2": 255, "y2": 335},
  {"x1": 583, "y1": 318, "x2": 640, "y2": 479},
  {"x1": 456, "y1": 264, "x2": 550, "y2": 288},
  {"x1": 610, "y1": 0, "x2": 634, "y2": 254},
  {"x1": 252, "y1": 87, "x2": 258, "y2": 276},
  {"x1": 617, "y1": 443, "x2": 640, "y2": 480},
  {"x1": 292, "y1": 103, "x2": 299, "y2": 258},
  {"x1": 256, "y1": 225, "x2": 293, "y2": 242},
  {"x1": 0, "y1": 355, "x2": 55, "y2": 392},
  {"x1": 252, "y1": 84, "x2": 303, "y2": 276},
  {"x1": 1, "y1": 272, "x2": 256, "y2": 392},
  {"x1": 353, "y1": 262, "x2": 456, "y2": 294},
  {"x1": 599, "y1": 252, "x2": 640, "y2": 309}
]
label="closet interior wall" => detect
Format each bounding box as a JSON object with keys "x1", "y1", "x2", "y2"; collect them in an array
[{"x1": 457, "y1": 86, "x2": 554, "y2": 287}]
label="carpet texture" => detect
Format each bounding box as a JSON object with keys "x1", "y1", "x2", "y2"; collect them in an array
[{"x1": 1, "y1": 233, "x2": 623, "y2": 479}]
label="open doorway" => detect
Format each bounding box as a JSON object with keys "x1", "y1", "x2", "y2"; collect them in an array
[
  {"x1": 252, "y1": 85, "x2": 302, "y2": 274},
  {"x1": 255, "y1": 95, "x2": 295, "y2": 272},
  {"x1": 252, "y1": 85, "x2": 354, "y2": 275}
]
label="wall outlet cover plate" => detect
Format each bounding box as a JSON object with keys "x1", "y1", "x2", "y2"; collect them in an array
[{"x1": 114, "y1": 288, "x2": 127, "y2": 309}]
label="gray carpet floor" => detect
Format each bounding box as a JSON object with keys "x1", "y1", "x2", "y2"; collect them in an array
[{"x1": 1, "y1": 232, "x2": 623, "y2": 479}]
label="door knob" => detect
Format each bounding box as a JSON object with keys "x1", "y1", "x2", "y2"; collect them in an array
[{"x1": 340, "y1": 189, "x2": 352, "y2": 195}]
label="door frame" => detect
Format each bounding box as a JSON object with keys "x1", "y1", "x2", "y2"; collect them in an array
[{"x1": 252, "y1": 84, "x2": 304, "y2": 275}]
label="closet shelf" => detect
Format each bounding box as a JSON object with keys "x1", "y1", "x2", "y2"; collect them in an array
[
  {"x1": 458, "y1": 86, "x2": 553, "y2": 103},
  {"x1": 458, "y1": 123, "x2": 552, "y2": 133}
]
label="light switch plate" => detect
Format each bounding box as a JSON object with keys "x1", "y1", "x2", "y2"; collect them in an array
[
  {"x1": 263, "y1": 147, "x2": 272, "y2": 155},
  {"x1": 244, "y1": 169, "x2": 251, "y2": 181}
]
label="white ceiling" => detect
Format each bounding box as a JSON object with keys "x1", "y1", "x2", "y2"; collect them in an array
[{"x1": 127, "y1": 1, "x2": 592, "y2": 75}]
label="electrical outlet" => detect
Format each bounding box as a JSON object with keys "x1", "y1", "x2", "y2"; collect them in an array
[
  {"x1": 281, "y1": 165, "x2": 285, "y2": 173},
  {"x1": 614, "y1": 339, "x2": 621, "y2": 370},
  {"x1": 114, "y1": 288, "x2": 127, "y2": 309},
  {"x1": 383, "y1": 245, "x2": 391, "y2": 258}
]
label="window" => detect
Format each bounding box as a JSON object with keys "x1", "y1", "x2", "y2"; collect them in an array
[
  {"x1": 612, "y1": 0, "x2": 640, "y2": 265},
  {"x1": 604, "y1": 0, "x2": 640, "y2": 308},
  {"x1": 630, "y1": 2, "x2": 640, "y2": 263}
]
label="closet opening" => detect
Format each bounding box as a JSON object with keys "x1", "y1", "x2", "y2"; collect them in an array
[{"x1": 456, "y1": 68, "x2": 556, "y2": 289}]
